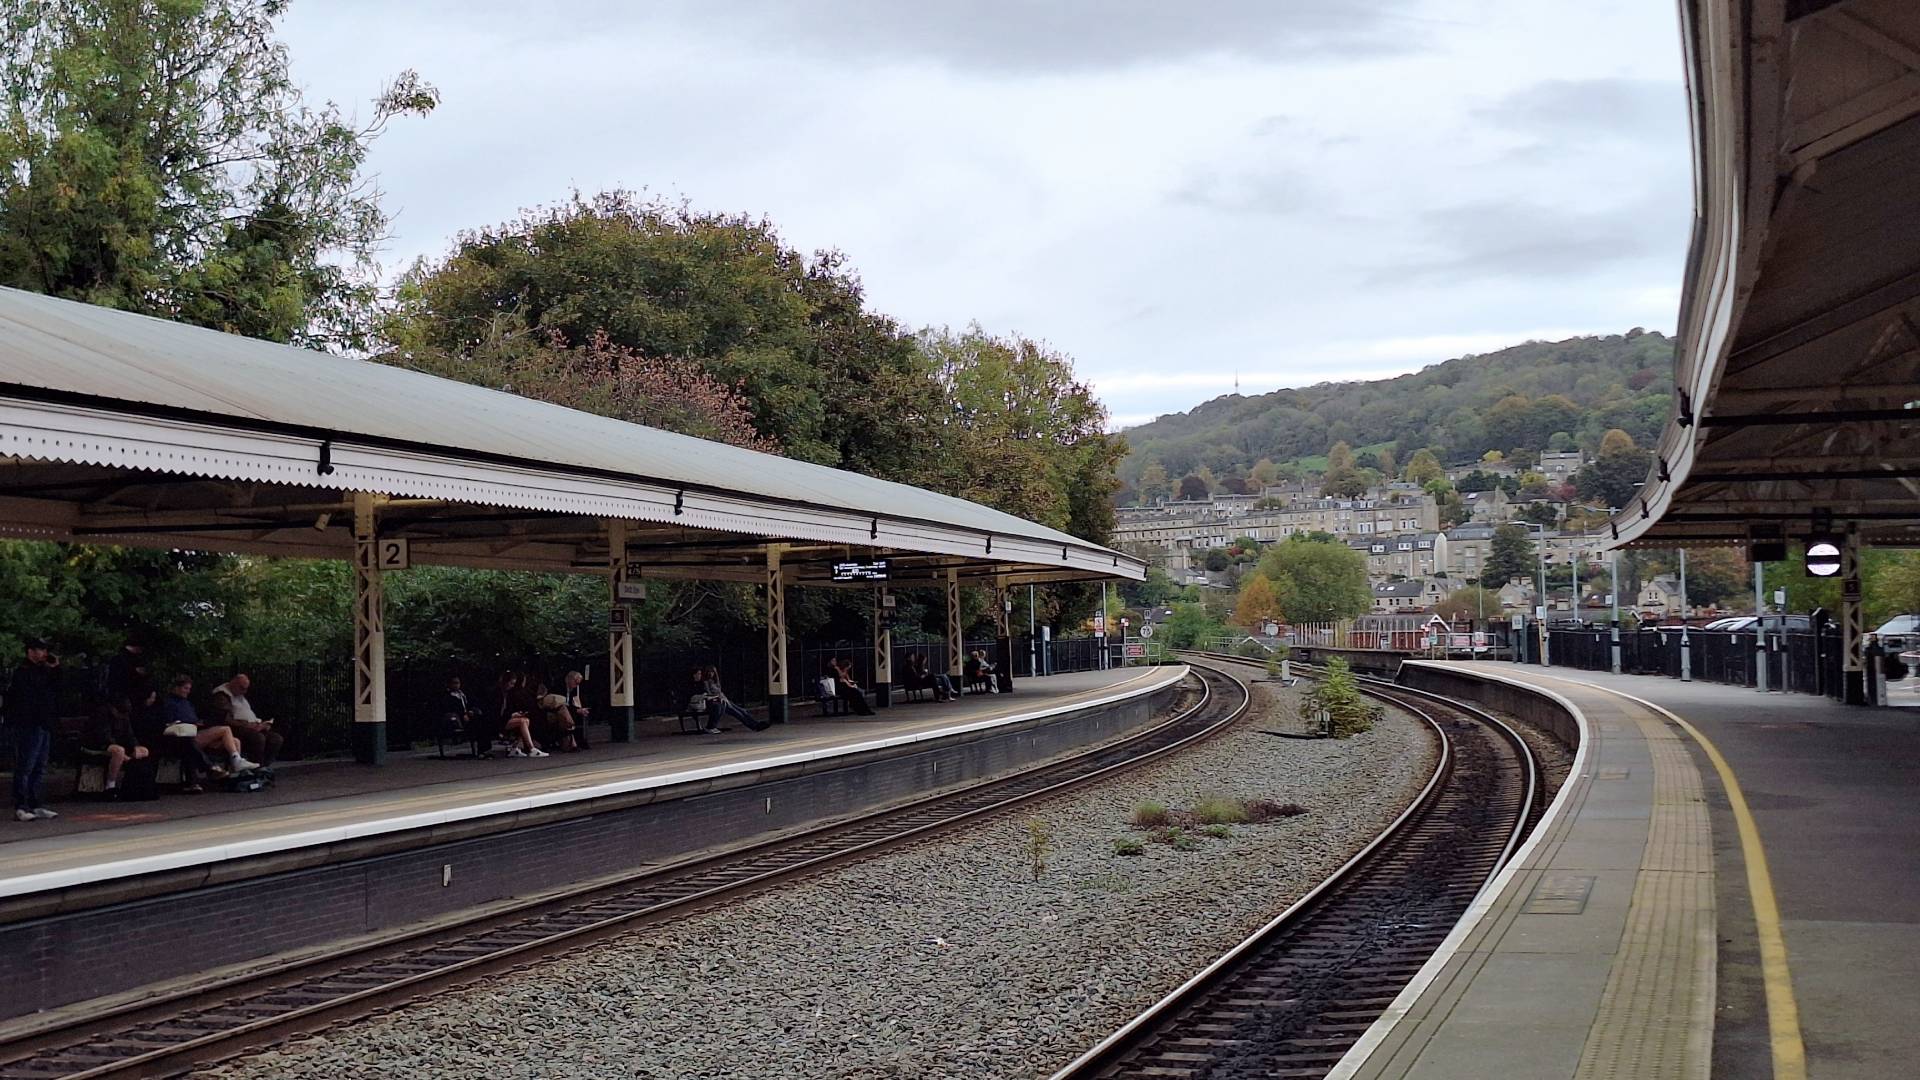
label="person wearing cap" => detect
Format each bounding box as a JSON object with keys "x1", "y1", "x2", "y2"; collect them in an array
[{"x1": 7, "y1": 638, "x2": 62, "y2": 822}]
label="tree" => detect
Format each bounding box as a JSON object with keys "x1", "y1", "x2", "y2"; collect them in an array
[
  {"x1": 1233, "y1": 574, "x2": 1283, "y2": 630},
  {"x1": 1682, "y1": 547, "x2": 1748, "y2": 609},
  {"x1": 1574, "y1": 445, "x2": 1654, "y2": 508},
  {"x1": 1518, "y1": 502, "x2": 1561, "y2": 527},
  {"x1": 1326, "y1": 441, "x2": 1356, "y2": 474},
  {"x1": 1300, "y1": 657, "x2": 1378, "y2": 738},
  {"x1": 1161, "y1": 601, "x2": 1227, "y2": 649},
  {"x1": 1178, "y1": 474, "x2": 1211, "y2": 500},
  {"x1": 0, "y1": 0, "x2": 438, "y2": 346},
  {"x1": 1257, "y1": 535, "x2": 1371, "y2": 623},
  {"x1": 1404, "y1": 448, "x2": 1445, "y2": 485},
  {"x1": 1137, "y1": 461, "x2": 1171, "y2": 505},
  {"x1": 1482, "y1": 449, "x2": 1505, "y2": 464},
  {"x1": 390, "y1": 191, "x2": 926, "y2": 471},
  {"x1": 1483, "y1": 524, "x2": 1538, "y2": 586},
  {"x1": 1433, "y1": 586, "x2": 1504, "y2": 623},
  {"x1": 1600, "y1": 428, "x2": 1638, "y2": 455},
  {"x1": 1377, "y1": 447, "x2": 1397, "y2": 480}
]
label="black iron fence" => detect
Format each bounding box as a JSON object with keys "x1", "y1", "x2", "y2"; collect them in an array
[{"x1": 1545, "y1": 625, "x2": 1853, "y2": 700}]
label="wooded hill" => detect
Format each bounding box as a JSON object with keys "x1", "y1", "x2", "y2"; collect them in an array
[{"x1": 1117, "y1": 331, "x2": 1675, "y2": 494}]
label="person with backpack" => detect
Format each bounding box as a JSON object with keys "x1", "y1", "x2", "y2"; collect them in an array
[{"x1": 7, "y1": 638, "x2": 62, "y2": 822}]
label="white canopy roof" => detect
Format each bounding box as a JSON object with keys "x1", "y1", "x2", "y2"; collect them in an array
[{"x1": 0, "y1": 288, "x2": 1141, "y2": 584}]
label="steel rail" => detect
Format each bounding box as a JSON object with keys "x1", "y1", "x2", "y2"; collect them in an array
[
  {"x1": 1050, "y1": 651, "x2": 1538, "y2": 1080},
  {"x1": 0, "y1": 663, "x2": 1249, "y2": 1080}
]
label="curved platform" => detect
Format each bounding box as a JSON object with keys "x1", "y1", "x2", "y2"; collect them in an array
[{"x1": 1340, "y1": 661, "x2": 1920, "y2": 1080}]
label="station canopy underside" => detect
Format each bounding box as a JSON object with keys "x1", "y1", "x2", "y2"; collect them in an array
[
  {"x1": 1621, "y1": 0, "x2": 1920, "y2": 549},
  {"x1": 0, "y1": 288, "x2": 1143, "y2": 587}
]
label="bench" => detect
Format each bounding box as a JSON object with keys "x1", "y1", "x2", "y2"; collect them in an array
[{"x1": 815, "y1": 678, "x2": 849, "y2": 716}]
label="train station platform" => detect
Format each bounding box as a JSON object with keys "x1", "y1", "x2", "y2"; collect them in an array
[
  {"x1": 1340, "y1": 661, "x2": 1917, "y2": 1080},
  {"x1": 0, "y1": 666, "x2": 1182, "y2": 906},
  {"x1": 1, "y1": 664, "x2": 1189, "y2": 1019}
]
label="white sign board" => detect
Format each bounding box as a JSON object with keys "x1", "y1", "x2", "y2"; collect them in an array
[
  {"x1": 1138, "y1": 623, "x2": 1153, "y2": 639},
  {"x1": 616, "y1": 580, "x2": 648, "y2": 602},
  {"x1": 376, "y1": 538, "x2": 410, "y2": 571},
  {"x1": 1093, "y1": 612, "x2": 1106, "y2": 637}
]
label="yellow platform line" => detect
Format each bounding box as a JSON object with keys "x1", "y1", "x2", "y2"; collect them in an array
[{"x1": 1530, "y1": 672, "x2": 1808, "y2": 1080}]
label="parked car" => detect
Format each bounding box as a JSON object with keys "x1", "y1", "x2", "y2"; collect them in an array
[
  {"x1": 1702, "y1": 617, "x2": 1749, "y2": 631},
  {"x1": 1873, "y1": 614, "x2": 1920, "y2": 653}
]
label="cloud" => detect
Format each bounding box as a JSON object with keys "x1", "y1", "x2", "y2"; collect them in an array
[
  {"x1": 1476, "y1": 77, "x2": 1687, "y2": 140},
  {"x1": 483, "y1": 0, "x2": 1438, "y2": 72},
  {"x1": 1375, "y1": 193, "x2": 1687, "y2": 284},
  {"x1": 1169, "y1": 168, "x2": 1314, "y2": 215}
]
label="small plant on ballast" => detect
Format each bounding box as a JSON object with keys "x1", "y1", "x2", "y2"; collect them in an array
[
  {"x1": 1298, "y1": 657, "x2": 1380, "y2": 738},
  {"x1": 1026, "y1": 818, "x2": 1053, "y2": 881},
  {"x1": 1113, "y1": 836, "x2": 1145, "y2": 856},
  {"x1": 1202, "y1": 824, "x2": 1233, "y2": 840},
  {"x1": 1131, "y1": 799, "x2": 1170, "y2": 827}
]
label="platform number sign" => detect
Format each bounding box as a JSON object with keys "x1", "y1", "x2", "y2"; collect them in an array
[
  {"x1": 375, "y1": 538, "x2": 410, "y2": 571},
  {"x1": 608, "y1": 606, "x2": 630, "y2": 631}
]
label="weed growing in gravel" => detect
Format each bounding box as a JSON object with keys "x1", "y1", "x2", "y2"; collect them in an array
[
  {"x1": 1027, "y1": 818, "x2": 1053, "y2": 881},
  {"x1": 1113, "y1": 837, "x2": 1146, "y2": 856},
  {"x1": 1245, "y1": 800, "x2": 1308, "y2": 822},
  {"x1": 1191, "y1": 795, "x2": 1251, "y2": 825},
  {"x1": 1202, "y1": 824, "x2": 1233, "y2": 840},
  {"x1": 1131, "y1": 800, "x2": 1170, "y2": 827},
  {"x1": 1151, "y1": 826, "x2": 1200, "y2": 852}
]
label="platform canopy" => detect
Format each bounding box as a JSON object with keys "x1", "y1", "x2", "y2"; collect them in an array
[
  {"x1": 0, "y1": 287, "x2": 1143, "y2": 586},
  {"x1": 1616, "y1": 0, "x2": 1920, "y2": 549}
]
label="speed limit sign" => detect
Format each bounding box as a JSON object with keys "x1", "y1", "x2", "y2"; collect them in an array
[{"x1": 1138, "y1": 624, "x2": 1154, "y2": 639}]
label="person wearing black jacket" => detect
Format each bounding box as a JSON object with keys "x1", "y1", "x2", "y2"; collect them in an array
[{"x1": 7, "y1": 638, "x2": 61, "y2": 821}]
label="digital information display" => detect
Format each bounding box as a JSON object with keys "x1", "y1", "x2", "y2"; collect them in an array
[{"x1": 831, "y1": 559, "x2": 891, "y2": 582}]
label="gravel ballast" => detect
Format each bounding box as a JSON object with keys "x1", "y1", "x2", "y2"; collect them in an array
[{"x1": 204, "y1": 680, "x2": 1437, "y2": 1080}]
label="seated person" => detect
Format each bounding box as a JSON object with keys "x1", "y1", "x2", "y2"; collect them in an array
[
  {"x1": 533, "y1": 688, "x2": 579, "y2": 752},
  {"x1": 442, "y1": 674, "x2": 482, "y2": 740},
  {"x1": 159, "y1": 675, "x2": 258, "y2": 785},
  {"x1": 81, "y1": 698, "x2": 150, "y2": 794},
  {"x1": 964, "y1": 650, "x2": 998, "y2": 693},
  {"x1": 905, "y1": 654, "x2": 955, "y2": 702},
  {"x1": 562, "y1": 671, "x2": 592, "y2": 750},
  {"x1": 132, "y1": 687, "x2": 213, "y2": 792},
  {"x1": 209, "y1": 673, "x2": 283, "y2": 766},
  {"x1": 827, "y1": 657, "x2": 875, "y2": 716},
  {"x1": 489, "y1": 673, "x2": 544, "y2": 758},
  {"x1": 702, "y1": 666, "x2": 766, "y2": 731}
]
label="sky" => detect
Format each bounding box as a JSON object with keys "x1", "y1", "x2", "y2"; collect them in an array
[{"x1": 280, "y1": 1, "x2": 1693, "y2": 431}]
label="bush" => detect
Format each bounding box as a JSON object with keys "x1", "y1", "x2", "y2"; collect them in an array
[
  {"x1": 1233, "y1": 638, "x2": 1269, "y2": 659},
  {"x1": 1202, "y1": 824, "x2": 1233, "y2": 840},
  {"x1": 1150, "y1": 826, "x2": 1199, "y2": 851},
  {"x1": 1113, "y1": 837, "x2": 1146, "y2": 856},
  {"x1": 1191, "y1": 794, "x2": 1251, "y2": 825},
  {"x1": 1299, "y1": 657, "x2": 1380, "y2": 738},
  {"x1": 1131, "y1": 799, "x2": 1170, "y2": 827}
]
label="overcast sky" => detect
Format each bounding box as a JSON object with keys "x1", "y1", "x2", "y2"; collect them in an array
[{"x1": 281, "y1": 1, "x2": 1691, "y2": 430}]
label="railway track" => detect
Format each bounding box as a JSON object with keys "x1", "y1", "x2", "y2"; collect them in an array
[
  {"x1": 0, "y1": 663, "x2": 1249, "y2": 1080},
  {"x1": 1053, "y1": 651, "x2": 1541, "y2": 1080}
]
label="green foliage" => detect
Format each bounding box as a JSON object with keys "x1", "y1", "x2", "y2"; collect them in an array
[
  {"x1": 1202, "y1": 824, "x2": 1234, "y2": 840},
  {"x1": 1518, "y1": 501, "x2": 1562, "y2": 527},
  {"x1": 1574, "y1": 445, "x2": 1654, "y2": 509},
  {"x1": 1149, "y1": 826, "x2": 1199, "y2": 851},
  {"x1": 1178, "y1": 473, "x2": 1210, "y2": 500},
  {"x1": 1117, "y1": 332, "x2": 1674, "y2": 491},
  {"x1": 1113, "y1": 837, "x2": 1146, "y2": 856},
  {"x1": 1433, "y1": 587, "x2": 1503, "y2": 623},
  {"x1": 1404, "y1": 448, "x2": 1445, "y2": 484},
  {"x1": 1300, "y1": 657, "x2": 1379, "y2": 738},
  {"x1": 0, "y1": 0, "x2": 436, "y2": 346},
  {"x1": 1160, "y1": 602, "x2": 1227, "y2": 649},
  {"x1": 1483, "y1": 525, "x2": 1538, "y2": 587},
  {"x1": 1256, "y1": 535, "x2": 1371, "y2": 623}
]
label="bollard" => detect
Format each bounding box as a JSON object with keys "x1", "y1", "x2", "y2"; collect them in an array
[
  {"x1": 1610, "y1": 620, "x2": 1622, "y2": 675},
  {"x1": 1679, "y1": 628, "x2": 1693, "y2": 682}
]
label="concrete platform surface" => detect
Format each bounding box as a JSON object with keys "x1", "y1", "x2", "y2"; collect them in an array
[
  {"x1": 1481, "y1": 667, "x2": 1920, "y2": 1080},
  {"x1": 1337, "y1": 662, "x2": 1716, "y2": 1080},
  {"x1": 0, "y1": 666, "x2": 1184, "y2": 900}
]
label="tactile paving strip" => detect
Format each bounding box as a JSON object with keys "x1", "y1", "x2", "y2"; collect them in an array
[{"x1": 1574, "y1": 703, "x2": 1715, "y2": 1080}]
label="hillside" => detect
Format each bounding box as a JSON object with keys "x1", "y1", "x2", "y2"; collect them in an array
[{"x1": 1117, "y1": 330, "x2": 1674, "y2": 493}]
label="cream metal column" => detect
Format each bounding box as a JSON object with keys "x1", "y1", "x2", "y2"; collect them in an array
[
  {"x1": 607, "y1": 518, "x2": 635, "y2": 742},
  {"x1": 767, "y1": 546, "x2": 790, "y2": 723},
  {"x1": 992, "y1": 580, "x2": 1013, "y2": 692},
  {"x1": 1842, "y1": 525, "x2": 1867, "y2": 705},
  {"x1": 351, "y1": 491, "x2": 387, "y2": 764},
  {"x1": 945, "y1": 568, "x2": 963, "y2": 679},
  {"x1": 872, "y1": 586, "x2": 893, "y2": 709}
]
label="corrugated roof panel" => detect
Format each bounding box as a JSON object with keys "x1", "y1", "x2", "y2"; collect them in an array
[{"x1": 0, "y1": 288, "x2": 1110, "y2": 557}]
